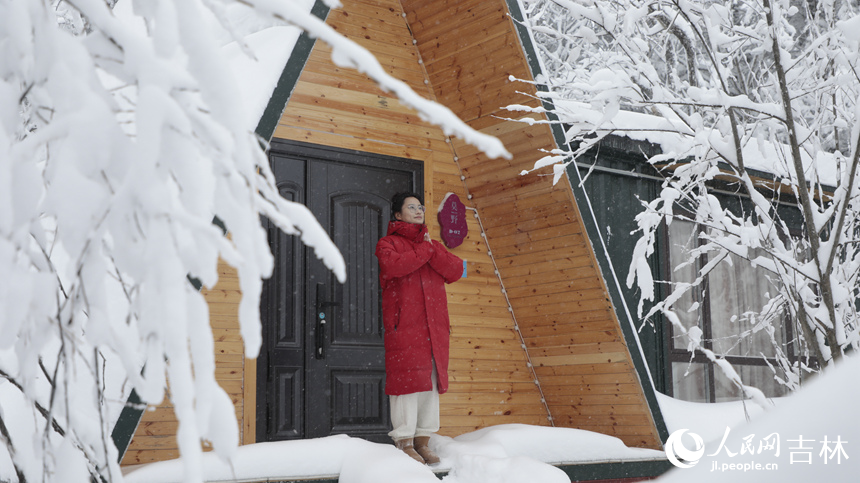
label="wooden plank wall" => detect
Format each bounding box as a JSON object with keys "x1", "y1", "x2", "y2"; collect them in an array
[
  {"x1": 273, "y1": 0, "x2": 549, "y2": 437},
  {"x1": 121, "y1": 263, "x2": 253, "y2": 465},
  {"x1": 400, "y1": 0, "x2": 663, "y2": 449}
]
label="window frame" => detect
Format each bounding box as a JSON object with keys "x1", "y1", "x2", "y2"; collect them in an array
[{"x1": 662, "y1": 204, "x2": 801, "y2": 403}]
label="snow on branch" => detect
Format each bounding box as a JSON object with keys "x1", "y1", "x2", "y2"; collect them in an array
[
  {"x1": 247, "y1": 0, "x2": 512, "y2": 161},
  {"x1": 515, "y1": 0, "x2": 860, "y2": 402},
  {"x1": 1, "y1": 0, "x2": 510, "y2": 481}
]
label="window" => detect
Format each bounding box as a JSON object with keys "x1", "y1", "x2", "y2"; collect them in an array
[{"x1": 666, "y1": 219, "x2": 792, "y2": 402}]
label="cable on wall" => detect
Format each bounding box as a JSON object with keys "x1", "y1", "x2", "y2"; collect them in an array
[
  {"x1": 451, "y1": 155, "x2": 555, "y2": 427},
  {"x1": 401, "y1": 6, "x2": 554, "y2": 426}
]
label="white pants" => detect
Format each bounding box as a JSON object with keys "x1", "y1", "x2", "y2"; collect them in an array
[{"x1": 388, "y1": 364, "x2": 440, "y2": 441}]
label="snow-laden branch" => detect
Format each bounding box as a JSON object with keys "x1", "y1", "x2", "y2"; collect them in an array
[
  {"x1": 663, "y1": 310, "x2": 773, "y2": 410},
  {"x1": 0, "y1": 0, "x2": 511, "y2": 481},
  {"x1": 515, "y1": 0, "x2": 860, "y2": 402},
  {"x1": 246, "y1": 0, "x2": 512, "y2": 161}
]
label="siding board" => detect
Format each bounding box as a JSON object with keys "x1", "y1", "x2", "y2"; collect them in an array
[{"x1": 402, "y1": 0, "x2": 663, "y2": 449}]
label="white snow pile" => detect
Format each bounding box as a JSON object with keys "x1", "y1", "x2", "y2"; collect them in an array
[
  {"x1": 121, "y1": 350, "x2": 860, "y2": 483},
  {"x1": 106, "y1": 0, "x2": 311, "y2": 135},
  {"x1": 656, "y1": 392, "x2": 777, "y2": 446},
  {"x1": 656, "y1": 354, "x2": 860, "y2": 481},
  {"x1": 122, "y1": 424, "x2": 665, "y2": 483}
]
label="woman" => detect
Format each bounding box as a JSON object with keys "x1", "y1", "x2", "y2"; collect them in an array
[{"x1": 375, "y1": 192, "x2": 463, "y2": 465}]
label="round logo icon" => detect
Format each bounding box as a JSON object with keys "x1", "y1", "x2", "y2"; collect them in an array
[{"x1": 665, "y1": 429, "x2": 705, "y2": 468}]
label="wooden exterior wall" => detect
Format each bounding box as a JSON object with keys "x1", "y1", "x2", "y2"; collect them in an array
[
  {"x1": 399, "y1": 0, "x2": 663, "y2": 449},
  {"x1": 274, "y1": 0, "x2": 549, "y2": 437},
  {"x1": 121, "y1": 263, "x2": 254, "y2": 465},
  {"x1": 122, "y1": 0, "x2": 665, "y2": 466}
]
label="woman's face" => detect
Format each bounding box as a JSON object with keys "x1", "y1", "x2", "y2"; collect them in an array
[{"x1": 395, "y1": 197, "x2": 425, "y2": 224}]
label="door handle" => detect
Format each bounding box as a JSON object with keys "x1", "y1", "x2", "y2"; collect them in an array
[{"x1": 315, "y1": 283, "x2": 340, "y2": 359}]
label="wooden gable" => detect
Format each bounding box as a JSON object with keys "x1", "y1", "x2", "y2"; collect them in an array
[
  {"x1": 273, "y1": 0, "x2": 549, "y2": 437},
  {"x1": 398, "y1": 0, "x2": 666, "y2": 449},
  {"x1": 122, "y1": 0, "x2": 666, "y2": 468}
]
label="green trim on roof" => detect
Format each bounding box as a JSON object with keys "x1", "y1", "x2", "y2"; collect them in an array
[
  {"x1": 111, "y1": 389, "x2": 144, "y2": 463},
  {"x1": 558, "y1": 459, "x2": 673, "y2": 481},
  {"x1": 505, "y1": 0, "x2": 545, "y2": 83},
  {"x1": 254, "y1": 0, "x2": 331, "y2": 142},
  {"x1": 504, "y1": 0, "x2": 671, "y2": 447}
]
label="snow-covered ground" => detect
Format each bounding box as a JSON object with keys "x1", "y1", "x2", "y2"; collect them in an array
[
  {"x1": 123, "y1": 354, "x2": 859, "y2": 483},
  {"x1": 122, "y1": 424, "x2": 664, "y2": 483},
  {"x1": 655, "y1": 354, "x2": 860, "y2": 482}
]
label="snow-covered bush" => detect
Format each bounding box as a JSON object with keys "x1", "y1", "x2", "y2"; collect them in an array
[{"x1": 0, "y1": 0, "x2": 508, "y2": 481}]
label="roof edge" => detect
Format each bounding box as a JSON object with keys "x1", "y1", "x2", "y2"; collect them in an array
[
  {"x1": 503, "y1": 0, "x2": 671, "y2": 447},
  {"x1": 254, "y1": 0, "x2": 331, "y2": 142}
]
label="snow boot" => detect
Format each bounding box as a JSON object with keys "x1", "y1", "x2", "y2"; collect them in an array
[
  {"x1": 413, "y1": 436, "x2": 440, "y2": 465},
  {"x1": 395, "y1": 438, "x2": 426, "y2": 464}
]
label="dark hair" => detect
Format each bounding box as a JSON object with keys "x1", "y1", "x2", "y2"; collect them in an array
[{"x1": 391, "y1": 192, "x2": 424, "y2": 220}]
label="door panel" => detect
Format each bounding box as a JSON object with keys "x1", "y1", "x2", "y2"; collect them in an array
[
  {"x1": 261, "y1": 158, "x2": 306, "y2": 441},
  {"x1": 271, "y1": 366, "x2": 302, "y2": 439},
  {"x1": 331, "y1": 193, "x2": 388, "y2": 345},
  {"x1": 259, "y1": 140, "x2": 422, "y2": 443},
  {"x1": 331, "y1": 370, "x2": 387, "y2": 433},
  {"x1": 305, "y1": 159, "x2": 411, "y2": 442}
]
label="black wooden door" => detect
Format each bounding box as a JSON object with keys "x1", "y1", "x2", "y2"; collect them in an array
[{"x1": 258, "y1": 140, "x2": 422, "y2": 443}]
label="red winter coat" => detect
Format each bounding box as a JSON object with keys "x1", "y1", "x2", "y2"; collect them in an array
[{"x1": 375, "y1": 221, "x2": 463, "y2": 396}]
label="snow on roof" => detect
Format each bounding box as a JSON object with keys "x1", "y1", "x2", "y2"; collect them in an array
[
  {"x1": 108, "y1": 0, "x2": 310, "y2": 134},
  {"x1": 545, "y1": 99, "x2": 841, "y2": 187},
  {"x1": 221, "y1": 24, "x2": 305, "y2": 131},
  {"x1": 207, "y1": 0, "x2": 315, "y2": 132}
]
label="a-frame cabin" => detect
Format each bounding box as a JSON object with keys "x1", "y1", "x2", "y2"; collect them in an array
[{"x1": 119, "y1": 0, "x2": 669, "y2": 471}]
